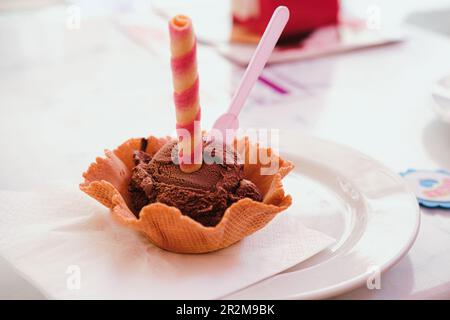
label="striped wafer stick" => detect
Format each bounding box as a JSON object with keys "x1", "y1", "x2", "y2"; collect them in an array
[{"x1": 169, "y1": 15, "x2": 202, "y2": 173}]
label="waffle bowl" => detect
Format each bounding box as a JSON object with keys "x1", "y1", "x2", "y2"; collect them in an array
[{"x1": 80, "y1": 135, "x2": 294, "y2": 253}]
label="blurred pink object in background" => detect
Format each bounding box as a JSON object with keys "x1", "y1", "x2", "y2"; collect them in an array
[{"x1": 231, "y1": 0, "x2": 339, "y2": 43}]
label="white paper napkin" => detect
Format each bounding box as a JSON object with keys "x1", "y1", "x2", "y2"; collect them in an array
[{"x1": 0, "y1": 185, "x2": 334, "y2": 299}]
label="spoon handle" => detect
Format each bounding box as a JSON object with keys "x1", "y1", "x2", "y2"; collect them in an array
[{"x1": 227, "y1": 6, "x2": 289, "y2": 117}]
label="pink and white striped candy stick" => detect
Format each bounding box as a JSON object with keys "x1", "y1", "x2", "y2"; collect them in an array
[{"x1": 169, "y1": 15, "x2": 202, "y2": 173}]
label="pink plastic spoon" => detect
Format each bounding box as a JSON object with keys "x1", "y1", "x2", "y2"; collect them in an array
[{"x1": 212, "y1": 6, "x2": 290, "y2": 140}]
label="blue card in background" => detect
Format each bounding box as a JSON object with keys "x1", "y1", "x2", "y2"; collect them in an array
[{"x1": 401, "y1": 169, "x2": 450, "y2": 209}]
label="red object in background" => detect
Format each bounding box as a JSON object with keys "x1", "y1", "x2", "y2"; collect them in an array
[{"x1": 232, "y1": 0, "x2": 339, "y2": 40}]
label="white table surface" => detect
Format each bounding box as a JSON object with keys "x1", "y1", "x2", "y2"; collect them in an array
[{"x1": 0, "y1": 0, "x2": 449, "y2": 299}]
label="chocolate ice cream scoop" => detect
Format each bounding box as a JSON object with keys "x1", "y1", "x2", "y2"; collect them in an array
[{"x1": 129, "y1": 139, "x2": 262, "y2": 227}]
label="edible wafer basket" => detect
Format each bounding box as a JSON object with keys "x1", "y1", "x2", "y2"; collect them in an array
[{"x1": 80, "y1": 135, "x2": 293, "y2": 253}]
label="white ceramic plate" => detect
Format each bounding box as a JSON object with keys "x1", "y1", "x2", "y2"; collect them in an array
[{"x1": 226, "y1": 135, "x2": 420, "y2": 299}]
